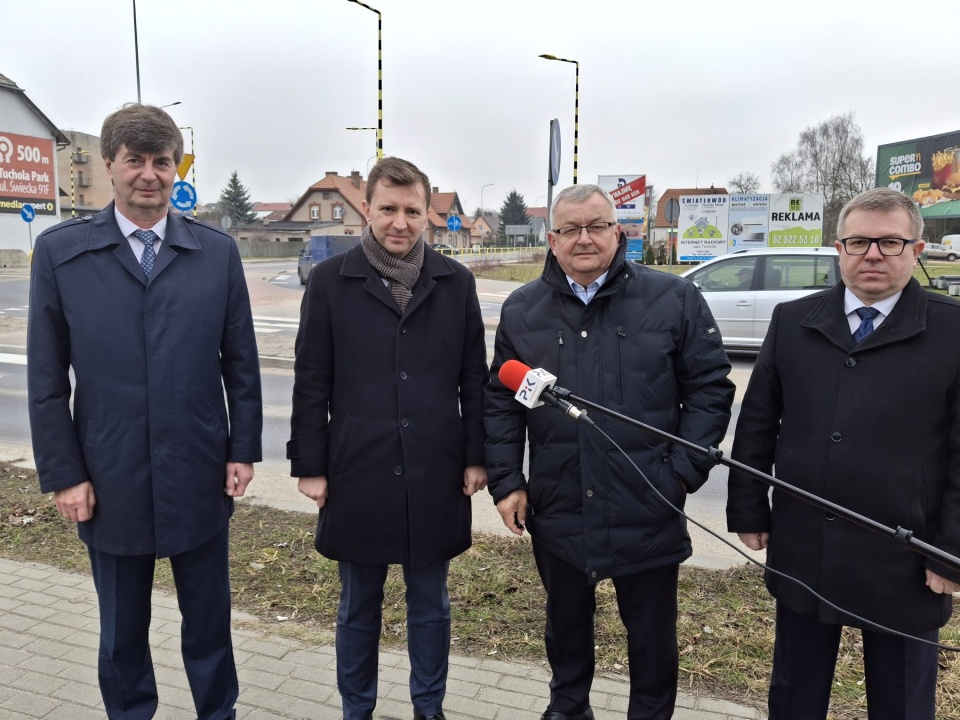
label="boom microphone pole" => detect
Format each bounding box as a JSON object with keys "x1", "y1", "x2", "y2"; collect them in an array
[{"x1": 498, "y1": 360, "x2": 960, "y2": 574}]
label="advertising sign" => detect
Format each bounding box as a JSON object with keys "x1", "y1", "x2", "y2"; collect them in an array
[
  {"x1": 598, "y1": 174, "x2": 646, "y2": 260},
  {"x1": 768, "y1": 193, "x2": 823, "y2": 247},
  {"x1": 728, "y1": 194, "x2": 770, "y2": 251},
  {"x1": 678, "y1": 195, "x2": 729, "y2": 261},
  {"x1": 0, "y1": 131, "x2": 57, "y2": 215},
  {"x1": 877, "y1": 130, "x2": 960, "y2": 219}
]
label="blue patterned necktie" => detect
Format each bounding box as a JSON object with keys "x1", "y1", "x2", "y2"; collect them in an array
[
  {"x1": 134, "y1": 229, "x2": 157, "y2": 278},
  {"x1": 853, "y1": 306, "x2": 880, "y2": 343}
]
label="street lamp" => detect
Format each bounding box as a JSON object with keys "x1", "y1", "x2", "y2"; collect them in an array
[
  {"x1": 346, "y1": 127, "x2": 378, "y2": 163},
  {"x1": 132, "y1": 0, "x2": 141, "y2": 102},
  {"x1": 346, "y1": 0, "x2": 383, "y2": 159},
  {"x1": 539, "y1": 54, "x2": 579, "y2": 185},
  {"x1": 480, "y1": 183, "x2": 494, "y2": 215}
]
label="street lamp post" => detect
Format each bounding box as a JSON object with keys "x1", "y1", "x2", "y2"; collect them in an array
[
  {"x1": 160, "y1": 101, "x2": 182, "y2": 109},
  {"x1": 347, "y1": 0, "x2": 383, "y2": 159},
  {"x1": 132, "y1": 0, "x2": 141, "y2": 102},
  {"x1": 480, "y1": 183, "x2": 494, "y2": 215},
  {"x1": 539, "y1": 54, "x2": 579, "y2": 185},
  {"x1": 346, "y1": 127, "x2": 378, "y2": 165}
]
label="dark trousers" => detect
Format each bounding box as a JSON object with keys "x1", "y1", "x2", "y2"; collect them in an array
[
  {"x1": 88, "y1": 526, "x2": 237, "y2": 720},
  {"x1": 769, "y1": 602, "x2": 939, "y2": 720},
  {"x1": 532, "y1": 540, "x2": 679, "y2": 720},
  {"x1": 336, "y1": 560, "x2": 451, "y2": 720}
]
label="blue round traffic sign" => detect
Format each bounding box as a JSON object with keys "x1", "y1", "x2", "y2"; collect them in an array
[
  {"x1": 446, "y1": 215, "x2": 462, "y2": 232},
  {"x1": 20, "y1": 204, "x2": 35, "y2": 223},
  {"x1": 171, "y1": 181, "x2": 197, "y2": 212}
]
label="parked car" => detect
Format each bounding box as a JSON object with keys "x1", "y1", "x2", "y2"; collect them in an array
[
  {"x1": 432, "y1": 243, "x2": 460, "y2": 255},
  {"x1": 298, "y1": 235, "x2": 362, "y2": 284},
  {"x1": 927, "y1": 243, "x2": 960, "y2": 261},
  {"x1": 680, "y1": 247, "x2": 840, "y2": 351}
]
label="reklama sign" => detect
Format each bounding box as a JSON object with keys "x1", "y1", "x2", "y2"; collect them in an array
[{"x1": 0, "y1": 131, "x2": 57, "y2": 215}]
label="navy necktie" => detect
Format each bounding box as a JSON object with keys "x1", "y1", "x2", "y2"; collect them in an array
[
  {"x1": 134, "y1": 229, "x2": 157, "y2": 278},
  {"x1": 853, "y1": 306, "x2": 880, "y2": 343}
]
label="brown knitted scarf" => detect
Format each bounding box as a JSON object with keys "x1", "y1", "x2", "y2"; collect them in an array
[{"x1": 360, "y1": 225, "x2": 424, "y2": 312}]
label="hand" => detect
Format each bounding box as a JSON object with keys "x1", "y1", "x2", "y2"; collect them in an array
[
  {"x1": 737, "y1": 532, "x2": 769, "y2": 551},
  {"x1": 496, "y1": 489, "x2": 528, "y2": 536},
  {"x1": 224, "y1": 462, "x2": 255, "y2": 497},
  {"x1": 298, "y1": 476, "x2": 328, "y2": 508},
  {"x1": 463, "y1": 465, "x2": 488, "y2": 496},
  {"x1": 53, "y1": 481, "x2": 96, "y2": 523},
  {"x1": 926, "y1": 569, "x2": 960, "y2": 595}
]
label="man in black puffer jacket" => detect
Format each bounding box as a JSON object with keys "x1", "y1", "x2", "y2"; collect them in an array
[{"x1": 485, "y1": 184, "x2": 734, "y2": 720}]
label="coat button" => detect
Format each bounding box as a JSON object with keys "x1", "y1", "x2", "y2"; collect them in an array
[
  {"x1": 581, "y1": 330, "x2": 588, "y2": 338},
  {"x1": 844, "y1": 357, "x2": 856, "y2": 367},
  {"x1": 400, "y1": 326, "x2": 407, "y2": 334},
  {"x1": 591, "y1": 571, "x2": 597, "y2": 578},
  {"x1": 825, "y1": 512, "x2": 836, "y2": 521},
  {"x1": 400, "y1": 371, "x2": 408, "y2": 380},
  {"x1": 830, "y1": 432, "x2": 842, "y2": 442},
  {"x1": 401, "y1": 418, "x2": 409, "y2": 428},
  {"x1": 394, "y1": 466, "x2": 403, "y2": 475},
  {"x1": 586, "y1": 489, "x2": 593, "y2": 497}
]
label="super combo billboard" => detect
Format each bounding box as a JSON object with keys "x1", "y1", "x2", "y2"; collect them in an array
[
  {"x1": 876, "y1": 130, "x2": 960, "y2": 219},
  {"x1": 0, "y1": 131, "x2": 57, "y2": 215}
]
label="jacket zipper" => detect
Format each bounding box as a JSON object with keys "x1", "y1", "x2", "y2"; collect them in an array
[
  {"x1": 616, "y1": 328, "x2": 625, "y2": 404},
  {"x1": 557, "y1": 330, "x2": 564, "y2": 382}
]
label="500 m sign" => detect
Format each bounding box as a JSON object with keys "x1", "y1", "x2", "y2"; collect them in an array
[{"x1": 0, "y1": 132, "x2": 57, "y2": 215}]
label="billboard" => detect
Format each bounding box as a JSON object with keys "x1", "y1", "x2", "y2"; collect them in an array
[
  {"x1": 678, "y1": 195, "x2": 728, "y2": 261},
  {"x1": 876, "y1": 130, "x2": 960, "y2": 219},
  {"x1": 598, "y1": 174, "x2": 646, "y2": 260},
  {"x1": 728, "y1": 195, "x2": 769, "y2": 251},
  {"x1": 0, "y1": 131, "x2": 57, "y2": 215},
  {"x1": 768, "y1": 193, "x2": 823, "y2": 247}
]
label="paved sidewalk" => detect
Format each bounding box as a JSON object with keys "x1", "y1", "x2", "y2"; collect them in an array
[{"x1": 0, "y1": 558, "x2": 764, "y2": 719}]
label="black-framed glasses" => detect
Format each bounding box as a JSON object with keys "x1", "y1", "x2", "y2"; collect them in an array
[
  {"x1": 839, "y1": 237, "x2": 917, "y2": 256},
  {"x1": 552, "y1": 222, "x2": 616, "y2": 239}
]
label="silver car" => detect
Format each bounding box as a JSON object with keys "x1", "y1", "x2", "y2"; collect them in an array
[
  {"x1": 924, "y1": 244, "x2": 959, "y2": 262},
  {"x1": 680, "y1": 247, "x2": 841, "y2": 351}
]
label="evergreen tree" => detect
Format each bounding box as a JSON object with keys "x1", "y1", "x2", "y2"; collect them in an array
[
  {"x1": 497, "y1": 190, "x2": 531, "y2": 240},
  {"x1": 219, "y1": 171, "x2": 257, "y2": 224}
]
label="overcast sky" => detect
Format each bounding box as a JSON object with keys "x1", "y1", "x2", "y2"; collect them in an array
[{"x1": 7, "y1": 0, "x2": 960, "y2": 214}]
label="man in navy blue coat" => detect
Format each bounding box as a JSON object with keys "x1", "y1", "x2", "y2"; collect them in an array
[{"x1": 27, "y1": 104, "x2": 262, "y2": 720}]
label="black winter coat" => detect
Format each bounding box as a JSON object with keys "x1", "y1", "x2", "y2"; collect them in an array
[
  {"x1": 485, "y1": 247, "x2": 734, "y2": 581},
  {"x1": 288, "y1": 245, "x2": 488, "y2": 568},
  {"x1": 727, "y1": 280, "x2": 960, "y2": 634}
]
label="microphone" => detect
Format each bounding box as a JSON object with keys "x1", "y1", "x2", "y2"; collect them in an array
[{"x1": 498, "y1": 360, "x2": 592, "y2": 424}]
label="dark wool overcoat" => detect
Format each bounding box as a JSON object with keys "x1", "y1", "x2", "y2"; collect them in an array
[
  {"x1": 288, "y1": 244, "x2": 487, "y2": 568},
  {"x1": 485, "y1": 245, "x2": 734, "y2": 582},
  {"x1": 28, "y1": 205, "x2": 263, "y2": 557},
  {"x1": 727, "y1": 279, "x2": 960, "y2": 634}
]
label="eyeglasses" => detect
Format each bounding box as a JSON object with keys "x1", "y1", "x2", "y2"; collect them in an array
[
  {"x1": 839, "y1": 237, "x2": 917, "y2": 256},
  {"x1": 552, "y1": 222, "x2": 616, "y2": 239}
]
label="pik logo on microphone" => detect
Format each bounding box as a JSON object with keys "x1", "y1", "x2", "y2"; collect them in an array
[{"x1": 514, "y1": 368, "x2": 557, "y2": 409}]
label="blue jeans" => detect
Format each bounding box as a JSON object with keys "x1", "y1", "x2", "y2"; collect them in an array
[{"x1": 336, "y1": 560, "x2": 451, "y2": 720}]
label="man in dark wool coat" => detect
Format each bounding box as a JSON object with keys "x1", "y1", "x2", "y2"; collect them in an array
[
  {"x1": 728, "y1": 187, "x2": 960, "y2": 719},
  {"x1": 288, "y1": 157, "x2": 488, "y2": 720}
]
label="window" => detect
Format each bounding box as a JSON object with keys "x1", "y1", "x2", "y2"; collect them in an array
[
  {"x1": 766, "y1": 256, "x2": 838, "y2": 290},
  {"x1": 689, "y1": 258, "x2": 759, "y2": 291},
  {"x1": 333, "y1": 204, "x2": 344, "y2": 220},
  {"x1": 310, "y1": 206, "x2": 319, "y2": 220}
]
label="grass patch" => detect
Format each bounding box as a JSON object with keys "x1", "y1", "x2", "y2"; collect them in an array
[{"x1": 5, "y1": 465, "x2": 960, "y2": 718}]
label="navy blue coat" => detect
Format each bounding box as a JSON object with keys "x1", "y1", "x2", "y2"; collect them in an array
[
  {"x1": 27, "y1": 205, "x2": 263, "y2": 557},
  {"x1": 287, "y1": 244, "x2": 487, "y2": 568},
  {"x1": 485, "y1": 246, "x2": 734, "y2": 582}
]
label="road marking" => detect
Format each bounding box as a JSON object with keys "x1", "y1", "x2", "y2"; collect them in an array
[{"x1": 0, "y1": 353, "x2": 27, "y2": 366}]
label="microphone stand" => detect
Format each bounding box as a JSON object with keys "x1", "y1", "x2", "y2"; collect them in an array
[{"x1": 551, "y1": 387, "x2": 960, "y2": 573}]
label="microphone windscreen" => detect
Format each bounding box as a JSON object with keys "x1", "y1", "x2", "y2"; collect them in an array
[{"x1": 498, "y1": 359, "x2": 531, "y2": 392}]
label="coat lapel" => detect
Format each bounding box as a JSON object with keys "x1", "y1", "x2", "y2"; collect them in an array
[{"x1": 150, "y1": 213, "x2": 201, "y2": 281}]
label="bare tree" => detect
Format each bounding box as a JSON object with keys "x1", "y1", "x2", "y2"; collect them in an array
[
  {"x1": 728, "y1": 171, "x2": 761, "y2": 194},
  {"x1": 770, "y1": 112, "x2": 875, "y2": 240}
]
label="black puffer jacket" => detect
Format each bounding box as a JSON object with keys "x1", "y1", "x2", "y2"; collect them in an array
[{"x1": 485, "y1": 247, "x2": 734, "y2": 581}]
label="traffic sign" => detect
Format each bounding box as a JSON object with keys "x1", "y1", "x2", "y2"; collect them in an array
[
  {"x1": 446, "y1": 215, "x2": 462, "y2": 232},
  {"x1": 20, "y1": 204, "x2": 35, "y2": 223},
  {"x1": 665, "y1": 198, "x2": 681, "y2": 225},
  {"x1": 171, "y1": 181, "x2": 197, "y2": 212},
  {"x1": 549, "y1": 119, "x2": 561, "y2": 186},
  {"x1": 177, "y1": 154, "x2": 195, "y2": 181}
]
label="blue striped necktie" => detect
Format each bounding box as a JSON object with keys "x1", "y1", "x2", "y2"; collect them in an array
[
  {"x1": 853, "y1": 306, "x2": 879, "y2": 343},
  {"x1": 134, "y1": 229, "x2": 157, "y2": 278}
]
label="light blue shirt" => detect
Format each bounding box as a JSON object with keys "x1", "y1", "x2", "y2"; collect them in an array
[
  {"x1": 567, "y1": 271, "x2": 610, "y2": 305},
  {"x1": 114, "y1": 208, "x2": 167, "y2": 264}
]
